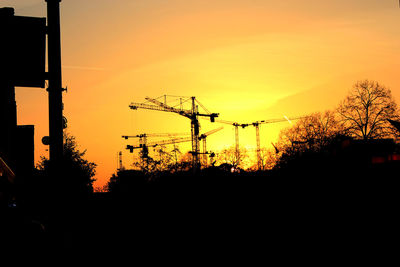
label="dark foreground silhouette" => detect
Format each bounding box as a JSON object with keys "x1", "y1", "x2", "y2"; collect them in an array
[{"x1": 2, "y1": 159, "x2": 398, "y2": 261}]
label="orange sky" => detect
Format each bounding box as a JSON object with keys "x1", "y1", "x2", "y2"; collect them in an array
[{"x1": 5, "y1": 0, "x2": 400, "y2": 188}]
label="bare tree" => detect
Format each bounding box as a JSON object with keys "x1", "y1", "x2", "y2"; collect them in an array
[
  {"x1": 216, "y1": 146, "x2": 249, "y2": 169},
  {"x1": 272, "y1": 111, "x2": 347, "y2": 170},
  {"x1": 257, "y1": 147, "x2": 278, "y2": 171},
  {"x1": 277, "y1": 111, "x2": 345, "y2": 154},
  {"x1": 337, "y1": 80, "x2": 399, "y2": 140},
  {"x1": 132, "y1": 145, "x2": 179, "y2": 173}
]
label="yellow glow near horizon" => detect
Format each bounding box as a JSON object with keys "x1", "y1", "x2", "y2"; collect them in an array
[{"x1": 8, "y1": 0, "x2": 400, "y2": 188}]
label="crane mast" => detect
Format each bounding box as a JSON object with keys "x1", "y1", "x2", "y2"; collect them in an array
[
  {"x1": 190, "y1": 97, "x2": 200, "y2": 169},
  {"x1": 215, "y1": 120, "x2": 248, "y2": 165},
  {"x1": 250, "y1": 117, "x2": 305, "y2": 170},
  {"x1": 198, "y1": 126, "x2": 223, "y2": 167}
]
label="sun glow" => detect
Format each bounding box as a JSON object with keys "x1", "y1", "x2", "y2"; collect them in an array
[{"x1": 8, "y1": 0, "x2": 400, "y2": 188}]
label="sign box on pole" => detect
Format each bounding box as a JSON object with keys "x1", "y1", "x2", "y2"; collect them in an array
[{"x1": 1, "y1": 8, "x2": 46, "y2": 88}]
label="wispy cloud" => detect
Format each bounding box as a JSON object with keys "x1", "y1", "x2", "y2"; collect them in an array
[{"x1": 62, "y1": 65, "x2": 107, "y2": 71}]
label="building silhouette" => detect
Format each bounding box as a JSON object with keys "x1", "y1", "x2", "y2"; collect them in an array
[{"x1": 1, "y1": 7, "x2": 37, "y2": 206}]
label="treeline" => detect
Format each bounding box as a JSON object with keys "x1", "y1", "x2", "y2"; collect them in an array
[
  {"x1": 107, "y1": 80, "x2": 400, "y2": 189},
  {"x1": 3, "y1": 80, "x2": 400, "y2": 255},
  {"x1": 100, "y1": 79, "x2": 400, "y2": 245}
]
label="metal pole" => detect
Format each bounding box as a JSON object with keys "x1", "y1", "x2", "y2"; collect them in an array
[
  {"x1": 45, "y1": 0, "x2": 63, "y2": 165},
  {"x1": 234, "y1": 125, "x2": 239, "y2": 165},
  {"x1": 255, "y1": 124, "x2": 261, "y2": 170}
]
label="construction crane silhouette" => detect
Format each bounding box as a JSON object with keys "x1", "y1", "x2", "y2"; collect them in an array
[
  {"x1": 125, "y1": 128, "x2": 223, "y2": 168},
  {"x1": 198, "y1": 126, "x2": 224, "y2": 167},
  {"x1": 216, "y1": 116, "x2": 305, "y2": 169},
  {"x1": 126, "y1": 136, "x2": 192, "y2": 154},
  {"x1": 243, "y1": 117, "x2": 304, "y2": 170},
  {"x1": 129, "y1": 96, "x2": 218, "y2": 169},
  {"x1": 214, "y1": 119, "x2": 250, "y2": 162},
  {"x1": 126, "y1": 135, "x2": 192, "y2": 170},
  {"x1": 126, "y1": 136, "x2": 190, "y2": 164},
  {"x1": 122, "y1": 132, "x2": 190, "y2": 156}
]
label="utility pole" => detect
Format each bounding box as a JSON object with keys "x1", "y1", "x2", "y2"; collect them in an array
[{"x1": 46, "y1": 0, "x2": 64, "y2": 165}]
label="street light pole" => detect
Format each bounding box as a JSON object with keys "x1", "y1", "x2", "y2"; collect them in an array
[{"x1": 45, "y1": 0, "x2": 63, "y2": 165}]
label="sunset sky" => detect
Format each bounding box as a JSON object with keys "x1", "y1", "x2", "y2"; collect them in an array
[{"x1": 4, "y1": 0, "x2": 400, "y2": 188}]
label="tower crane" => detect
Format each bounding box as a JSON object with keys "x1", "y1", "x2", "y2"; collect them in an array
[
  {"x1": 122, "y1": 132, "x2": 190, "y2": 156},
  {"x1": 126, "y1": 136, "x2": 192, "y2": 170},
  {"x1": 125, "y1": 128, "x2": 223, "y2": 168},
  {"x1": 198, "y1": 126, "x2": 224, "y2": 167},
  {"x1": 215, "y1": 116, "x2": 305, "y2": 170},
  {"x1": 129, "y1": 96, "x2": 219, "y2": 169},
  {"x1": 246, "y1": 116, "x2": 305, "y2": 170},
  {"x1": 214, "y1": 119, "x2": 249, "y2": 161}
]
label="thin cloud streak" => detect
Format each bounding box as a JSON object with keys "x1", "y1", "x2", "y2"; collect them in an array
[{"x1": 62, "y1": 65, "x2": 107, "y2": 71}]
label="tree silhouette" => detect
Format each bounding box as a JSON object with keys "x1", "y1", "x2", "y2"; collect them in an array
[
  {"x1": 257, "y1": 147, "x2": 278, "y2": 171},
  {"x1": 37, "y1": 132, "x2": 96, "y2": 202},
  {"x1": 273, "y1": 111, "x2": 348, "y2": 171},
  {"x1": 277, "y1": 111, "x2": 345, "y2": 155},
  {"x1": 337, "y1": 80, "x2": 399, "y2": 140},
  {"x1": 216, "y1": 146, "x2": 249, "y2": 169},
  {"x1": 133, "y1": 145, "x2": 186, "y2": 173}
]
